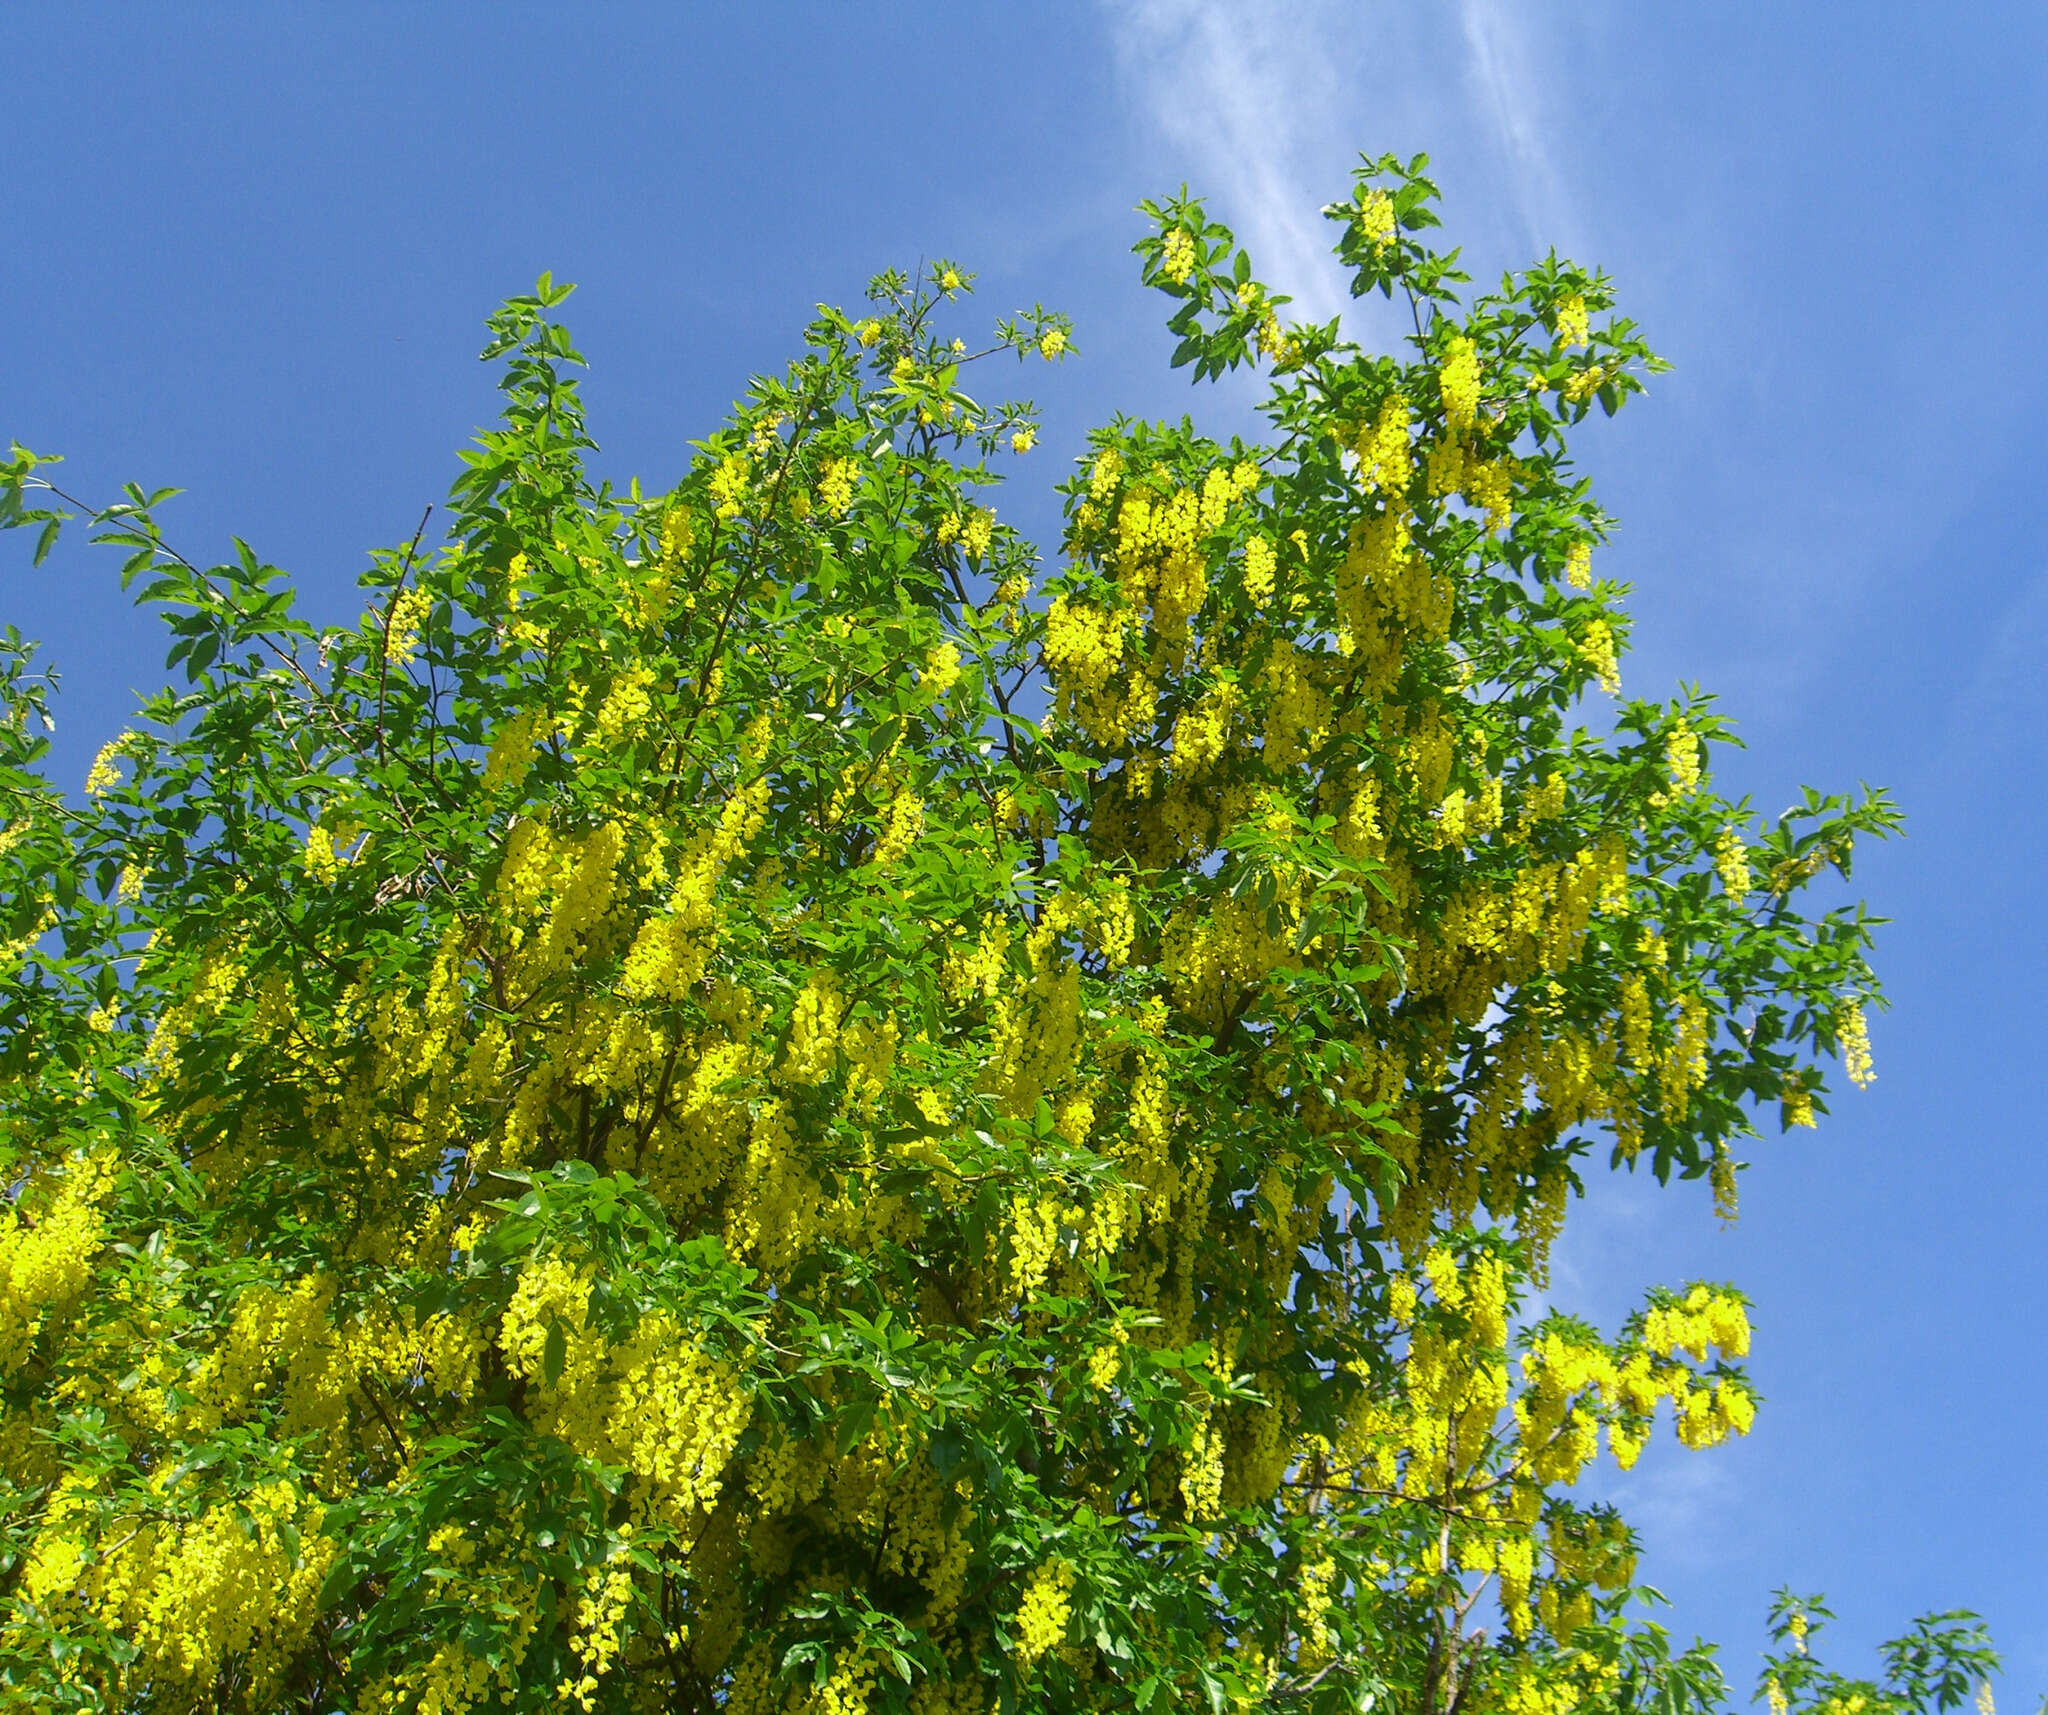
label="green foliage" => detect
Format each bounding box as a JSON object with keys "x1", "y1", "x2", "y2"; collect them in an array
[{"x1": 0, "y1": 151, "x2": 1997, "y2": 1715}]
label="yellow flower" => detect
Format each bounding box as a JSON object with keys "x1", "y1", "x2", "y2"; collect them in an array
[
  {"x1": 872, "y1": 788, "x2": 924, "y2": 866},
  {"x1": 1010, "y1": 424, "x2": 1037, "y2": 454},
  {"x1": 1015, "y1": 1562, "x2": 1074, "y2": 1665},
  {"x1": 1579, "y1": 619, "x2": 1621, "y2": 696},
  {"x1": 1715, "y1": 828, "x2": 1751, "y2": 906},
  {"x1": 1353, "y1": 394, "x2": 1412, "y2": 495},
  {"x1": 923, "y1": 641, "x2": 961, "y2": 698},
  {"x1": 1665, "y1": 719, "x2": 1701, "y2": 795},
  {"x1": 384, "y1": 585, "x2": 431, "y2": 668},
  {"x1": 1242, "y1": 536, "x2": 1276, "y2": 608},
  {"x1": 1356, "y1": 186, "x2": 1397, "y2": 250},
  {"x1": 85, "y1": 738, "x2": 125, "y2": 797},
  {"x1": 304, "y1": 823, "x2": 340, "y2": 884},
  {"x1": 709, "y1": 452, "x2": 751, "y2": 520},
  {"x1": 1038, "y1": 327, "x2": 1067, "y2": 360},
  {"x1": 1839, "y1": 1000, "x2": 1876, "y2": 1089},
  {"x1": 817, "y1": 457, "x2": 858, "y2": 517},
  {"x1": 1161, "y1": 227, "x2": 1196, "y2": 285},
  {"x1": 1564, "y1": 363, "x2": 1606, "y2": 403},
  {"x1": 1439, "y1": 336, "x2": 1481, "y2": 432},
  {"x1": 1553, "y1": 295, "x2": 1590, "y2": 348}
]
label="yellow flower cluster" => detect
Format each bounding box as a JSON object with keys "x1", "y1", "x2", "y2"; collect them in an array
[
  {"x1": 84, "y1": 737, "x2": 124, "y2": 797},
  {"x1": 1839, "y1": 1000, "x2": 1876, "y2": 1089},
  {"x1": 384, "y1": 584, "x2": 432, "y2": 667},
  {"x1": 561, "y1": 1555, "x2": 638, "y2": 1710},
  {"x1": 1356, "y1": 186, "x2": 1397, "y2": 251},
  {"x1": 1573, "y1": 620, "x2": 1620, "y2": 696},
  {"x1": 1641, "y1": 1283, "x2": 1750, "y2": 1361},
  {"x1": 303, "y1": 820, "x2": 341, "y2": 883},
  {"x1": 1716, "y1": 828, "x2": 1752, "y2": 906},
  {"x1": 482, "y1": 708, "x2": 541, "y2": 791},
  {"x1": 500, "y1": 1256, "x2": 752, "y2": 1528},
  {"x1": 1161, "y1": 227, "x2": 1196, "y2": 284},
  {"x1": 30, "y1": 1475, "x2": 333, "y2": 1701},
  {"x1": 1666, "y1": 719, "x2": 1702, "y2": 796},
  {"x1": 872, "y1": 787, "x2": 925, "y2": 865},
  {"x1": 1353, "y1": 395, "x2": 1413, "y2": 497},
  {"x1": 1242, "y1": 534, "x2": 1276, "y2": 608},
  {"x1": 1439, "y1": 337, "x2": 1481, "y2": 432},
  {"x1": 1014, "y1": 1560, "x2": 1074, "y2": 1665},
  {"x1": 709, "y1": 452, "x2": 751, "y2": 519},
  {"x1": 0, "y1": 1153, "x2": 115, "y2": 1370}
]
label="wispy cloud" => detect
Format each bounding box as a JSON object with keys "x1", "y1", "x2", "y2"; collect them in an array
[
  {"x1": 1106, "y1": 0, "x2": 1597, "y2": 334},
  {"x1": 1106, "y1": 0, "x2": 1367, "y2": 326},
  {"x1": 1452, "y1": 0, "x2": 1581, "y2": 253}
]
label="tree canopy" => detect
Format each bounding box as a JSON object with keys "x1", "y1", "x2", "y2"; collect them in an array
[{"x1": 0, "y1": 153, "x2": 1988, "y2": 1715}]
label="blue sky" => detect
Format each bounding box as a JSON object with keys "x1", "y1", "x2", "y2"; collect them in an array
[{"x1": 9, "y1": 1, "x2": 2045, "y2": 1694}]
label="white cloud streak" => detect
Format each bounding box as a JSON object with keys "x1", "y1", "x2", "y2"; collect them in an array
[
  {"x1": 1453, "y1": 0, "x2": 1580, "y2": 252},
  {"x1": 1106, "y1": 0, "x2": 1370, "y2": 326},
  {"x1": 1105, "y1": 0, "x2": 1599, "y2": 336}
]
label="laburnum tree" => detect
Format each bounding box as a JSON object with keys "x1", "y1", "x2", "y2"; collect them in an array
[{"x1": 0, "y1": 154, "x2": 1998, "y2": 1715}]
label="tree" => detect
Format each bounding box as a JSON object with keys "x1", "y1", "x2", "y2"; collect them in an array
[{"x1": 0, "y1": 153, "x2": 1943, "y2": 1714}]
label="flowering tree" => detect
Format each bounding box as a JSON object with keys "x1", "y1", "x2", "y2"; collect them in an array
[{"x1": 0, "y1": 154, "x2": 1983, "y2": 1714}]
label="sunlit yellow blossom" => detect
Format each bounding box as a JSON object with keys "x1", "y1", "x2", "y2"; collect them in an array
[
  {"x1": 384, "y1": 585, "x2": 431, "y2": 667},
  {"x1": 483, "y1": 709, "x2": 540, "y2": 792},
  {"x1": 1715, "y1": 828, "x2": 1752, "y2": 906},
  {"x1": 1564, "y1": 362, "x2": 1607, "y2": 403},
  {"x1": 84, "y1": 738, "x2": 124, "y2": 797},
  {"x1": 1014, "y1": 1562, "x2": 1074, "y2": 1665},
  {"x1": 1839, "y1": 1000, "x2": 1875, "y2": 1089},
  {"x1": 303, "y1": 823, "x2": 340, "y2": 884},
  {"x1": 1666, "y1": 720, "x2": 1701, "y2": 796},
  {"x1": 1579, "y1": 619, "x2": 1621, "y2": 695},
  {"x1": 1242, "y1": 535, "x2": 1276, "y2": 608},
  {"x1": 1439, "y1": 336, "x2": 1481, "y2": 431},
  {"x1": 872, "y1": 787, "x2": 925, "y2": 865},
  {"x1": 1357, "y1": 186, "x2": 1397, "y2": 249},
  {"x1": 924, "y1": 641, "x2": 961, "y2": 697},
  {"x1": 817, "y1": 457, "x2": 858, "y2": 516},
  {"x1": 1161, "y1": 227, "x2": 1196, "y2": 284}
]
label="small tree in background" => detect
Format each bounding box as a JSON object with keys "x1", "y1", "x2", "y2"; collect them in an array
[{"x1": 0, "y1": 153, "x2": 1990, "y2": 1714}]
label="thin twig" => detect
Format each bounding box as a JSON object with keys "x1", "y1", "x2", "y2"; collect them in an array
[{"x1": 375, "y1": 505, "x2": 434, "y2": 766}]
